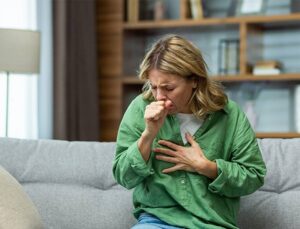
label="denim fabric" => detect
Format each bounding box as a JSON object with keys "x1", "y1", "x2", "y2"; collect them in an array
[{"x1": 131, "y1": 213, "x2": 184, "y2": 229}]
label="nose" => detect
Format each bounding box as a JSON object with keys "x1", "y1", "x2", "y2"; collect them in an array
[{"x1": 156, "y1": 88, "x2": 166, "y2": 101}]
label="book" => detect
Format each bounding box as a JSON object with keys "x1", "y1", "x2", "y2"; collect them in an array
[
  {"x1": 291, "y1": 0, "x2": 300, "y2": 13},
  {"x1": 127, "y1": 0, "x2": 139, "y2": 22},
  {"x1": 255, "y1": 60, "x2": 282, "y2": 69},
  {"x1": 253, "y1": 68, "x2": 281, "y2": 75},
  {"x1": 218, "y1": 40, "x2": 226, "y2": 75},
  {"x1": 227, "y1": 40, "x2": 239, "y2": 75},
  {"x1": 218, "y1": 39, "x2": 240, "y2": 75},
  {"x1": 139, "y1": 0, "x2": 155, "y2": 21},
  {"x1": 190, "y1": 0, "x2": 203, "y2": 19},
  {"x1": 154, "y1": 0, "x2": 165, "y2": 21},
  {"x1": 253, "y1": 60, "x2": 282, "y2": 75},
  {"x1": 181, "y1": 0, "x2": 191, "y2": 19}
]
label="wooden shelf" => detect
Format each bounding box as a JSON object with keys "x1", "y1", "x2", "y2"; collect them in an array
[
  {"x1": 123, "y1": 73, "x2": 300, "y2": 84},
  {"x1": 98, "y1": 0, "x2": 300, "y2": 141},
  {"x1": 122, "y1": 77, "x2": 300, "y2": 139},
  {"x1": 256, "y1": 132, "x2": 300, "y2": 138},
  {"x1": 123, "y1": 13, "x2": 300, "y2": 30},
  {"x1": 122, "y1": 77, "x2": 144, "y2": 84},
  {"x1": 213, "y1": 73, "x2": 300, "y2": 82}
]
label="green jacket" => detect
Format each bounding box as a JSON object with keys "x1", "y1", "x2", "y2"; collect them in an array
[{"x1": 113, "y1": 95, "x2": 266, "y2": 229}]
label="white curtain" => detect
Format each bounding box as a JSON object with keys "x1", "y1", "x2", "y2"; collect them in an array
[{"x1": 0, "y1": 0, "x2": 38, "y2": 138}]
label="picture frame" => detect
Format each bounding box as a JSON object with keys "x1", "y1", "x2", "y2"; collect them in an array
[{"x1": 228, "y1": 0, "x2": 267, "y2": 17}]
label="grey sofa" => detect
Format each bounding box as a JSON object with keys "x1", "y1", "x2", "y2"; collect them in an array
[{"x1": 0, "y1": 137, "x2": 299, "y2": 229}]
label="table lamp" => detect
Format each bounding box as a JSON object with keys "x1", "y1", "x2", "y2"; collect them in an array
[{"x1": 0, "y1": 28, "x2": 40, "y2": 137}]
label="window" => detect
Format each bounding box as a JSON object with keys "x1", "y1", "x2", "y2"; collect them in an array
[{"x1": 0, "y1": 0, "x2": 38, "y2": 138}]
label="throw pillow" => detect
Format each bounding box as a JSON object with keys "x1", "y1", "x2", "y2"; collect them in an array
[{"x1": 0, "y1": 166, "x2": 44, "y2": 229}]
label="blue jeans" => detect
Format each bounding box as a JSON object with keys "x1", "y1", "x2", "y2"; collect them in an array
[{"x1": 131, "y1": 213, "x2": 184, "y2": 229}]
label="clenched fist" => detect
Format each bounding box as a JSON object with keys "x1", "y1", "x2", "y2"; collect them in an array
[{"x1": 143, "y1": 100, "x2": 173, "y2": 139}]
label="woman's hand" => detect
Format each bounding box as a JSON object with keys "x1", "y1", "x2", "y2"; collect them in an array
[
  {"x1": 138, "y1": 100, "x2": 172, "y2": 162},
  {"x1": 154, "y1": 132, "x2": 218, "y2": 179},
  {"x1": 143, "y1": 100, "x2": 172, "y2": 139}
]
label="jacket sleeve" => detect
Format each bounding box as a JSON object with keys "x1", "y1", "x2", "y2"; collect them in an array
[
  {"x1": 112, "y1": 97, "x2": 154, "y2": 189},
  {"x1": 208, "y1": 108, "x2": 267, "y2": 198}
]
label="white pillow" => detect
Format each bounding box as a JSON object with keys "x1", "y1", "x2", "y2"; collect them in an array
[{"x1": 0, "y1": 166, "x2": 44, "y2": 229}]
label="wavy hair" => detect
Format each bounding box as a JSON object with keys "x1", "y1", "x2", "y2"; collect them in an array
[{"x1": 138, "y1": 34, "x2": 228, "y2": 119}]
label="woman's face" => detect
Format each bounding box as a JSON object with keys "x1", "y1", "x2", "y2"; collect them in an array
[{"x1": 148, "y1": 69, "x2": 197, "y2": 114}]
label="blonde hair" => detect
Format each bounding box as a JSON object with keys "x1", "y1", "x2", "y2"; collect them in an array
[{"x1": 138, "y1": 34, "x2": 228, "y2": 119}]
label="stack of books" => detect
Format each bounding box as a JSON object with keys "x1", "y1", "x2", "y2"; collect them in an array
[{"x1": 253, "y1": 60, "x2": 282, "y2": 75}]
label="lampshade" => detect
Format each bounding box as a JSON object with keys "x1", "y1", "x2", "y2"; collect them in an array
[{"x1": 0, "y1": 28, "x2": 40, "y2": 74}]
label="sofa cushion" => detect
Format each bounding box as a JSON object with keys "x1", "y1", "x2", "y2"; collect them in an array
[
  {"x1": 0, "y1": 166, "x2": 43, "y2": 229},
  {"x1": 0, "y1": 138, "x2": 116, "y2": 189},
  {"x1": 238, "y1": 138, "x2": 300, "y2": 229},
  {"x1": 0, "y1": 138, "x2": 136, "y2": 229}
]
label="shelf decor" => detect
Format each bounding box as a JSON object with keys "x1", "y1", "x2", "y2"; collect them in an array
[
  {"x1": 97, "y1": 0, "x2": 300, "y2": 140},
  {"x1": 190, "y1": 0, "x2": 204, "y2": 19},
  {"x1": 218, "y1": 39, "x2": 240, "y2": 75},
  {"x1": 253, "y1": 60, "x2": 282, "y2": 75},
  {"x1": 228, "y1": 0, "x2": 267, "y2": 16},
  {"x1": 291, "y1": 0, "x2": 300, "y2": 13}
]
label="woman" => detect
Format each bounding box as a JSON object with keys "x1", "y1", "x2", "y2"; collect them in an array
[{"x1": 113, "y1": 34, "x2": 266, "y2": 229}]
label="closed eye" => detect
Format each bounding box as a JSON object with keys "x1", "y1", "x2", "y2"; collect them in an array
[
  {"x1": 166, "y1": 88, "x2": 174, "y2": 91},
  {"x1": 149, "y1": 84, "x2": 174, "y2": 91}
]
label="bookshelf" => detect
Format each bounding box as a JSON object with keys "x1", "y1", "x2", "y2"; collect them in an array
[
  {"x1": 97, "y1": 0, "x2": 300, "y2": 140},
  {"x1": 123, "y1": 73, "x2": 300, "y2": 83}
]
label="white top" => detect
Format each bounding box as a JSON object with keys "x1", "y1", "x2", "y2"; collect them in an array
[{"x1": 176, "y1": 113, "x2": 203, "y2": 144}]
